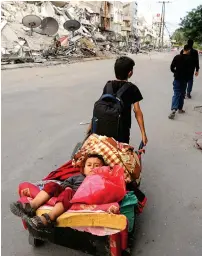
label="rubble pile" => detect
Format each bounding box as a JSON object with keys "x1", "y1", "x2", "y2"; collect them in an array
[{"x1": 1, "y1": 1, "x2": 124, "y2": 65}]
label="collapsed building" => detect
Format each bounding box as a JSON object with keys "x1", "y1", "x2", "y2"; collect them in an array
[{"x1": 1, "y1": 1, "x2": 137, "y2": 65}]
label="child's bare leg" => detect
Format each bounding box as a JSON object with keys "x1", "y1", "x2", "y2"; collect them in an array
[
  {"x1": 26, "y1": 189, "x2": 72, "y2": 228},
  {"x1": 30, "y1": 190, "x2": 51, "y2": 209},
  {"x1": 48, "y1": 202, "x2": 65, "y2": 220},
  {"x1": 40, "y1": 202, "x2": 65, "y2": 224}
]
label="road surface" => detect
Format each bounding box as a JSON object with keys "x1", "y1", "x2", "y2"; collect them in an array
[{"x1": 2, "y1": 53, "x2": 202, "y2": 256}]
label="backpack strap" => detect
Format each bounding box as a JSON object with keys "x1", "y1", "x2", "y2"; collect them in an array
[
  {"x1": 105, "y1": 81, "x2": 130, "y2": 98},
  {"x1": 116, "y1": 82, "x2": 130, "y2": 99},
  {"x1": 105, "y1": 81, "x2": 114, "y2": 95}
]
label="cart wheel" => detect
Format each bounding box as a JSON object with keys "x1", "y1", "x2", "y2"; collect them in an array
[
  {"x1": 28, "y1": 233, "x2": 44, "y2": 247},
  {"x1": 94, "y1": 238, "x2": 110, "y2": 256},
  {"x1": 122, "y1": 249, "x2": 131, "y2": 255}
]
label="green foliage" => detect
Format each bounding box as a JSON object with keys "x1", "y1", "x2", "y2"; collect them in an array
[
  {"x1": 180, "y1": 5, "x2": 202, "y2": 43},
  {"x1": 172, "y1": 28, "x2": 185, "y2": 46},
  {"x1": 194, "y1": 42, "x2": 202, "y2": 50}
]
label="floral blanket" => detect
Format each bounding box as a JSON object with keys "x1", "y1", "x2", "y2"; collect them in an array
[{"x1": 72, "y1": 134, "x2": 141, "y2": 182}]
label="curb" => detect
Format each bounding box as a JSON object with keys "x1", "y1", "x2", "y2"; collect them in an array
[{"x1": 1, "y1": 56, "x2": 115, "y2": 71}]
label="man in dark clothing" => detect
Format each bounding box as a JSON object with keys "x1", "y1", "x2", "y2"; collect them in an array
[
  {"x1": 180, "y1": 39, "x2": 200, "y2": 98},
  {"x1": 169, "y1": 45, "x2": 192, "y2": 119}
]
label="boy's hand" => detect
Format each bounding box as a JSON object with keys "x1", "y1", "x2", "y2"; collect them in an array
[{"x1": 142, "y1": 134, "x2": 148, "y2": 146}]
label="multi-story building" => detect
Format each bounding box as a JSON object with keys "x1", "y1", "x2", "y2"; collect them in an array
[
  {"x1": 130, "y1": 1, "x2": 138, "y2": 36},
  {"x1": 111, "y1": 1, "x2": 123, "y2": 35},
  {"x1": 122, "y1": 3, "x2": 131, "y2": 41},
  {"x1": 152, "y1": 13, "x2": 161, "y2": 48},
  {"x1": 100, "y1": 1, "x2": 113, "y2": 31},
  {"x1": 137, "y1": 15, "x2": 158, "y2": 47},
  {"x1": 121, "y1": 1, "x2": 138, "y2": 44}
]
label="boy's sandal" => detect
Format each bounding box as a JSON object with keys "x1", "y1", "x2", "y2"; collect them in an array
[
  {"x1": 10, "y1": 201, "x2": 36, "y2": 218},
  {"x1": 27, "y1": 213, "x2": 56, "y2": 230}
]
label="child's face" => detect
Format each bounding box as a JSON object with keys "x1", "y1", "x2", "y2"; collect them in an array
[{"x1": 83, "y1": 157, "x2": 104, "y2": 176}]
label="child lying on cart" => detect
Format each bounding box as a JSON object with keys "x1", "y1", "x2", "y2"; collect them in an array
[{"x1": 10, "y1": 154, "x2": 105, "y2": 230}]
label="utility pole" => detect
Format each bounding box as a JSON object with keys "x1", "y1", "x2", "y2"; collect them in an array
[
  {"x1": 158, "y1": 4, "x2": 164, "y2": 49},
  {"x1": 157, "y1": 1, "x2": 171, "y2": 51}
]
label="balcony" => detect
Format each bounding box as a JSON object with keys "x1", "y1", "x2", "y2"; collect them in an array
[
  {"x1": 123, "y1": 15, "x2": 131, "y2": 21},
  {"x1": 121, "y1": 26, "x2": 131, "y2": 32}
]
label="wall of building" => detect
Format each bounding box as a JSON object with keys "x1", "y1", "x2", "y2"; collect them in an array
[{"x1": 111, "y1": 1, "x2": 123, "y2": 34}]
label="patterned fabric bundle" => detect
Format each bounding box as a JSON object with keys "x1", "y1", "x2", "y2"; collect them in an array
[{"x1": 72, "y1": 134, "x2": 141, "y2": 182}]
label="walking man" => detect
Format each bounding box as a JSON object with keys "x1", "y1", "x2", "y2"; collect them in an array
[
  {"x1": 180, "y1": 39, "x2": 200, "y2": 98},
  {"x1": 169, "y1": 45, "x2": 191, "y2": 119}
]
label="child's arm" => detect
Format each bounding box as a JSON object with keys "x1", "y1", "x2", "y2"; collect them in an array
[
  {"x1": 61, "y1": 176, "x2": 74, "y2": 189},
  {"x1": 133, "y1": 102, "x2": 148, "y2": 146}
]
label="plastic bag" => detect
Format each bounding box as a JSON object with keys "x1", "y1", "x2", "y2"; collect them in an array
[{"x1": 71, "y1": 165, "x2": 126, "y2": 205}]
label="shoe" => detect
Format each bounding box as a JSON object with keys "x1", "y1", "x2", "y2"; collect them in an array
[
  {"x1": 168, "y1": 110, "x2": 176, "y2": 119},
  {"x1": 10, "y1": 202, "x2": 36, "y2": 218},
  {"x1": 187, "y1": 93, "x2": 191, "y2": 99},
  {"x1": 178, "y1": 110, "x2": 185, "y2": 114}
]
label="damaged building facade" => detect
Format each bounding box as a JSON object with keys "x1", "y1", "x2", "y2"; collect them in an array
[{"x1": 1, "y1": 1, "x2": 140, "y2": 65}]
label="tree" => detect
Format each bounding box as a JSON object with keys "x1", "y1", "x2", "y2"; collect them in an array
[
  {"x1": 180, "y1": 5, "x2": 202, "y2": 43},
  {"x1": 172, "y1": 28, "x2": 185, "y2": 45}
]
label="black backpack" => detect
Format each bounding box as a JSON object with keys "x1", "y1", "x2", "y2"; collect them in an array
[{"x1": 92, "y1": 82, "x2": 130, "y2": 140}]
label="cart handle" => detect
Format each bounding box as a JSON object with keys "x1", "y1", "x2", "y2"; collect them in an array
[{"x1": 137, "y1": 141, "x2": 145, "y2": 155}]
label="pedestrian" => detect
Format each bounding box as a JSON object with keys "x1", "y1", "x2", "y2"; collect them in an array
[
  {"x1": 180, "y1": 39, "x2": 200, "y2": 98},
  {"x1": 169, "y1": 45, "x2": 192, "y2": 119},
  {"x1": 87, "y1": 56, "x2": 148, "y2": 146}
]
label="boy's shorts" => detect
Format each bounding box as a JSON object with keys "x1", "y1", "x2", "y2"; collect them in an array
[{"x1": 43, "y1": 182, "x2": 75, "y2": 211}]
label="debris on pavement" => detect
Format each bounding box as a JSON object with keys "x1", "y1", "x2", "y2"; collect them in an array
[
  {"x1": 194, "y1": 106, "x2": 202, "y2": 113},
  {"x1": 193, "y1": 132, "x2": 202, "y2": 150},
  {"x1": 1, "y1": 1, "x2": 133, "y2": 66}
]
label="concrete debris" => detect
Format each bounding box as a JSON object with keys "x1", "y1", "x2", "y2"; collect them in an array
[
  {"x1": 1, "y1": 1, "x2": 135, "y2": 65},
  {"x1": 193, "y1": 132, "x2": 202, "y2": 150}
]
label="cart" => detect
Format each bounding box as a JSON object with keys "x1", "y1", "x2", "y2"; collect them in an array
[{"x1": 17, "y1": 140, "x2": 146, "y2": 256}]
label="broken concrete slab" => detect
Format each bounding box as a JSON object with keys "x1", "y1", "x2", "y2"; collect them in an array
[
  {"x1": 41, "y1": 1, "x2": 55, "y2": 18},
  {"x1": 1, "y1": 20, "x2": 7, "y2": 31},
  {"x1": 1, "y1": 23, "x2": 19, "y2": 49}
]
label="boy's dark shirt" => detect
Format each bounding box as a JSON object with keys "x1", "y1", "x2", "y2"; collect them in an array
[
  {"x1": 62, "y1": 173, "x2": 85, "y2": 191},
  {"x1": 103, "y1": 80, "x2": 143, "y2": 129},
  {"x1": 170, "y1": 54, "x2": 193, "y2": 80},
  {"x1": 180, "y1": 48, "x2": 200, "y2": 74}
]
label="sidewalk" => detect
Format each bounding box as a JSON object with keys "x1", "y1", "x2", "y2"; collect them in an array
[{"x1": 1, "y1": 56, "x2": 115, "y2": 71}]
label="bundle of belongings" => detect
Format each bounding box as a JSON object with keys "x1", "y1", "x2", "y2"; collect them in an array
[{"x1": 72, "y1": 134, "x2": 141, "y2": 183}]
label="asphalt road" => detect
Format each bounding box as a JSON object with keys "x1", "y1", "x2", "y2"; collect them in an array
[{"x1": 2, "y1": 53, "x2": 202, "y2": 256}]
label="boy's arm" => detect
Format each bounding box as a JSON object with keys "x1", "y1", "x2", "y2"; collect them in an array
[
  {"x1": 133, "y1": 102, "x2": 148, "y2": 145},
  {"x1": 170, "y1": 56, "x2": 177, "y2": 73},
  {"x1": 61, "y1": 176, "x2": 74, "y2": 188},
  {"x1": 195, "y1": 50, "x2": 200, "y2": 74}
]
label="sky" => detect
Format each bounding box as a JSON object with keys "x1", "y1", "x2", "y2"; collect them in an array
[{"x1": 137, "y1": 0, "x2": 201, "y2": 36}]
